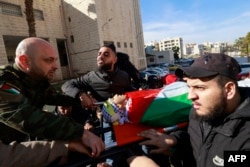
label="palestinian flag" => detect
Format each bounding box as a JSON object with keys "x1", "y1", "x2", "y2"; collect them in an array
[{"x1": 125, "y1": 81, "x2": 192, "y2": 127}]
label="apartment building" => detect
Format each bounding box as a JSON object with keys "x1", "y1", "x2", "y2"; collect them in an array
[
  {"x1": 184, "y1": 43, "x2": 204, "y2": 57},
  {"x1": 0, "y1": 0, "x2": 146, "y2": 81},
  {"x1": 159, "y1": 37, "x2": 184, "y2": 58},
  {"x1": 145, "y1": 41, "x2": 160, "y2": 51}
]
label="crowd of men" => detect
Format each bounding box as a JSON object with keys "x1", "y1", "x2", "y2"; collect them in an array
[{"x1": 1, "y1": 37, "x2": 250, "y2": 167}]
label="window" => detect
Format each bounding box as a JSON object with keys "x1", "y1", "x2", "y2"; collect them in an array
[
  {"x1": 0, "y1": 2, "x2": 44, "y2": 20},
  {"x1": 130, "y1": 42, "x2": 133, "y2": 48},
  {"x1": 0, "y1": 1, "x2": 22, "y2": 16},
  {"x1": 124, "y1": 42, "x2": 127, "y2": 48},
  {"x1": 103, "y1": 41, "x2": 114, "y2": 45},
  {"x1": 103, "y1": 41, "x2": 116, "y2": 48},
  {"x1": 239, "y1": 63, "x2": 250, "y2": 74},
  {"x1": 34, "y1": 9, "x2": 44, "y2": 20},
  {"x1": 240, "y1": 63, "x2": 250, "y2": 68},
  {"x1": 158, "y1": 55, "x2": 164, "y2": 58},
  {"x1": 70, "y1": 35, "x2": 74, "y2": 43},
  {"x1": 117, "y1": 42, "x2": 121, "y2": 48},
  {"x1": 149, "y1": 57, "x2": 155, "y2": 62},
  {"x1": 57, "y1": 39, "x2": 68, "y2": 66}
]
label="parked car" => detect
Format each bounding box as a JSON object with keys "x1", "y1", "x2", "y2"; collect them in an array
[
  {"x1": 237, "y1": 63, "x2": 250, "y2": 80},
  {"x1": 146, "y1": 67, "x2": 169, "y2": 78},
  {"x1": 168, "y1": 64, "x2": 180, "y2": 71},
  {"x1": 158, "y1": 63, "x2": 169, "y2": 69},
  {"x1": 139, "y1": 71, "x2": 162, "y2": 89},
  {"x1": 238, "y1": 71, "x2": 249, "y2": 80},
  {"x1": 143, "y1": 69, "x2": 161, "y2": 79},
  {"x1": 140, "y1": 71, "x2": 157, "y2": 79}
]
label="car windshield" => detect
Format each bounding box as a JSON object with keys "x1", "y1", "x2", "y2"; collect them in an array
[{"x1": 240, "y1": 63, "x2": 250, "y2": 72}]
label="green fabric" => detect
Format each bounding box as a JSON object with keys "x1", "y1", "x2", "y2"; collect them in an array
[
  {"x1": 104, "y1": 100, "x2": 116, "y2": 116},
  {"x1": 140, "y1": 93, "x2": 192, "y2": 127}
]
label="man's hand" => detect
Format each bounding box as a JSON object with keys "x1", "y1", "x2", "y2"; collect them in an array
[
  {"x1": 68, "y1": 139, "x2": 92, "y2": 157},
  {"x1": 79, "y1": 92, "x2": 97, "y2": 110},
  {"x1": 138, "y1": 129, "x2": 177, "y2": 155},
  {"x1": 81, "y1": 129, "x2": 105, "y2": 157}
]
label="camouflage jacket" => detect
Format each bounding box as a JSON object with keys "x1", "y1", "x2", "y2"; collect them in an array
[{"x1": 0, "y1": 64, "x2": 83, "y2": 143}]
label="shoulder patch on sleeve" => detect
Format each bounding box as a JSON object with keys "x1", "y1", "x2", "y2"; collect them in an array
[
  {"x1": 0, "y1": 82, "x2": 20, "y2": 94},
  {"x1": 0, "y1": 82, "x2": 23, "y2": 102}
]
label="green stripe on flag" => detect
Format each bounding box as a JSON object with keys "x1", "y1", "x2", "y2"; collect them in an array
[{"x1": 140, "y1": 93, "x2": 192, "y2": 127}]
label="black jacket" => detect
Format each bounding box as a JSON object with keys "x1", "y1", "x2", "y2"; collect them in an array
[
  {"x1": 173, "y1": 87, "x2": 250, "y2": 167},
  {"x1": 62, "y1": 68, "x2": 135, "y2": 101}
]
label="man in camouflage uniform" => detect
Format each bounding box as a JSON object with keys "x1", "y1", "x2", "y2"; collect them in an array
[
  {"x1": 0, "y1": 140, "x2": 92, "y2": 167},
  {"x1": 0, "y1": 37, "x2": 104, "y2": 158}
]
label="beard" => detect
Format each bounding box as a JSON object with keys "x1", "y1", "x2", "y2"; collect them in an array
[
  {"x1": 192, "y1": 95, "x2": 227, "y2": 125},
  {"x1": 98, "y1": 62, "x2": 113, "y2": 71},
  {"x1": 28, "y1": 65, "x2": 53, "y2": 81}
]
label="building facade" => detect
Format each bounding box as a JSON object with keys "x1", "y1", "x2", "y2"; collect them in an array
[
  {"x1": 0, "y1": 0, "x2": 146, "y2": 81},
  {"x1": 145, "y1": 46, "x2": 174, "y2": 66},
  {"x1": 159, "y1": 37, "x2": 184, "y2": 58}
]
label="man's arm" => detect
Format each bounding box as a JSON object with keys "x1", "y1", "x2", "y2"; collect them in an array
[
  {"x1": 0, "y1": 83, "x2": 83, "y2": 140},
  {"x1": 62, "y1": 74, "x2": 91, "y2": 98},
  {"x1": 2, "y1": 102, "x2": 84, "y2": 140},
  {"x1": 0, "y1": 140, "x2": 94, "y2": 167},
  {"x1": 0, "y1": 140, "x2": 68, "y2": 167}
]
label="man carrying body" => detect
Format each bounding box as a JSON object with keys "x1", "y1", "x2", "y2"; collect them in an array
[
  {"x1": 62, "y1": 43, "x2": 135, "y2": 109},
  {"x1": 135, "y1": 53, "x2": 250, "y2": 167},
  {"x1": 0, "y1": 37, "x2": 104, "y2": 160},
  {"x1": 62, "y1": 43, "x2": 136, "y2": 167}
]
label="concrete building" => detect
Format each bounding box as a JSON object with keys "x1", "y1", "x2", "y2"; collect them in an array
[
  {"x1": 62, "y1": 0, "x2": 146, "y2": 76},
  {"x1": 158, "y1": 37, "x2": 184, "y2": 58},
  {"x1": 145, "y1": 41, "x2": 159, "y2": 51},
  {"x1": 184, "y1": 43, "x2": 204, "y2": 57},
  {"x1": 145, "y1": 46, "x2": 174, "y2": 66},
  {"x1": 210, "y1": 42, "x2": 228, "y2": 54},
  {"x1": 184, "y1": 43, "x2": 196, "y2": 55},
  {"x1": 0, "y1": 0, "x2": 146, "y2": 81}
]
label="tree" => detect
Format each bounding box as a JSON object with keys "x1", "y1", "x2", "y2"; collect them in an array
[
  {"x1": 172, "y1": 46, "x2": 180, "y2": 62},
  {"x1": 234, "y1": 37, "x2": 245, "y2": 54},
  {"x1": 244, "y1": 32, "x2": 250, "y2": 56},
  {"x1": 234, "y1": 32, "x2": 250, "y2": 56},
  {"x1": 234, "y1": 37, "x2": 244, "y2": 50},
  {"x1": 25, "y1": 0, "x2": 36, "y2": 37}
]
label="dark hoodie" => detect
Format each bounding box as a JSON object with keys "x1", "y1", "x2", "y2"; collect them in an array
[{"x1": 172, "y1": 87, "x2": 250, "y2": 167}]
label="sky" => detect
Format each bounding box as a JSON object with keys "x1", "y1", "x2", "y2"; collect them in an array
[{"x1": 140, "y1": 0, "x2": 250, "y2": 45}]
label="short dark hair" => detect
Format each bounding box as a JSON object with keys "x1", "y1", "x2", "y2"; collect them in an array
[
  {"x1": 215, "y1": 75, "x2": 238, "y2": 87},
  {"x1": 102, "y1": 43, "x2": 116, "y2": 54}
]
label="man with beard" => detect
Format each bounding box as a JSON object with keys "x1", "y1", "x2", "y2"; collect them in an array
[
  {"x1": 0, "y1": 37, "x2": 105, "y2": 165},
  {"x1": 133, "y1": 53, "x2": 250, "y2": 167},
  {"x1": 61, "y1": 43, "x2": 136, "y2": 167},
  {"x1": 61, "y1": 43, "x2": 135, "y2": 127},
  {"x1": 62, "y1": 43, "x2": 135, "y2": 106}
]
